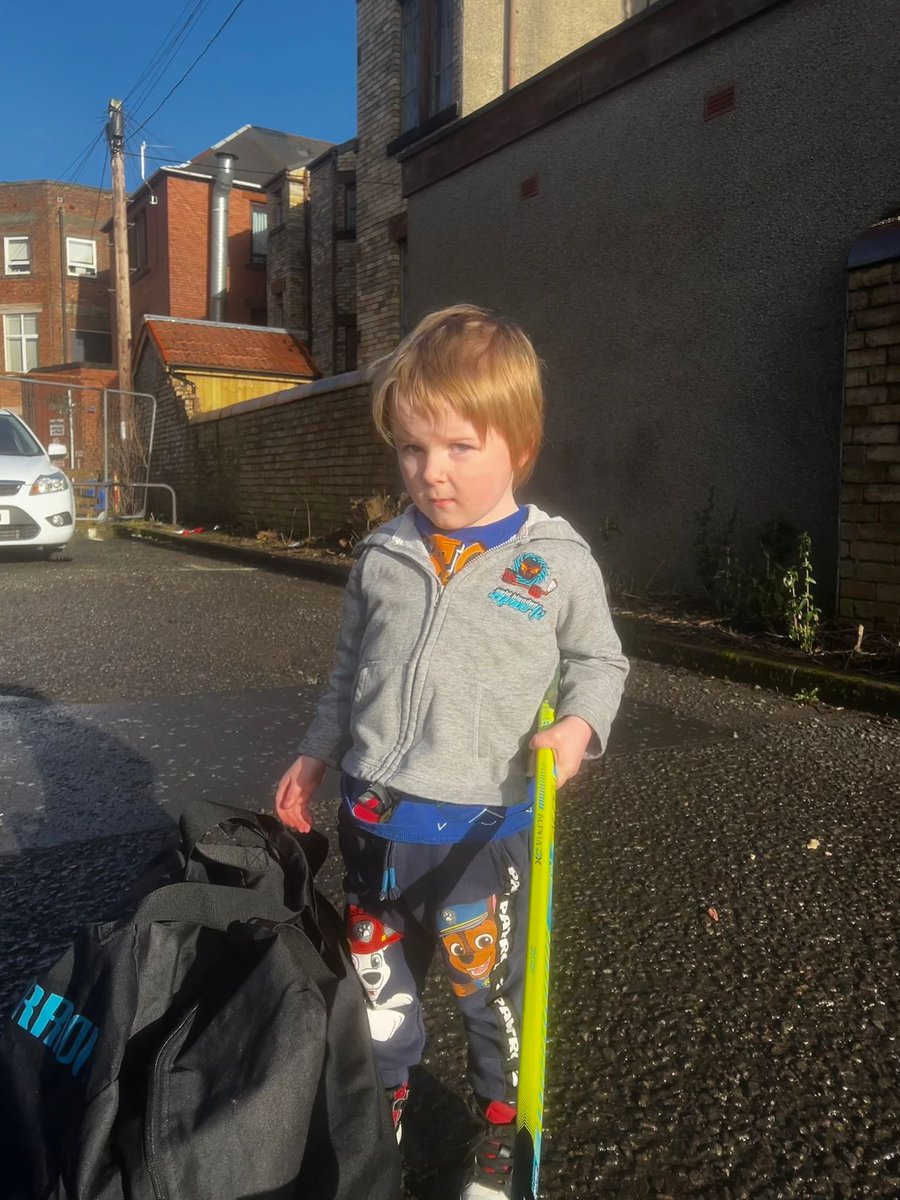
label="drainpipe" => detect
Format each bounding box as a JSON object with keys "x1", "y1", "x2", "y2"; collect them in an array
[
  {"x1": 503, "y1": 0, "x2": 517, "y2": 91},
  {"x1": 57, "y1": 201, "x2": 68, "y2": 360},
  {"x1": 208, "y1": 152, "x2": 236, "y2": 322}
]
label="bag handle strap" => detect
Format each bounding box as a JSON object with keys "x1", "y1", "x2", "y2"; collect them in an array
[
  {"x1": 179, "y1": 801, "x2": 280, "y2": 860},
  {"x1": 134, "y1": 881, "x2": 297, "y2": 930},
  {"x1": 178, "y1": 801, "x2": 328, "y2": 875}
]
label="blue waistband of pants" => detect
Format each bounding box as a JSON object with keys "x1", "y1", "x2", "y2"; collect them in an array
[{"x1": 340, "y1": 774, "x2": 533, "y2": 844}]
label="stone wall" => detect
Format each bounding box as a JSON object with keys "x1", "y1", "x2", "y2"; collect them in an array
[
  {"x1": 134, "y1": 335, "x2": 198, "y2": 523},
  {"x1": 840, "y1": 255, "x2": 900, "y2": 631},
  {"x1": 145, "y1": 368, "x2": 399, "y2": 535},
  {"x1": 356, "y1": 0, "x2": 404, "y2": 363},
  {"x1": 265, "y1": 169, "x2": 310, "y2": 339},
  {"x1": 309, "y1": 141, "x2": 358, "y2": 376}
]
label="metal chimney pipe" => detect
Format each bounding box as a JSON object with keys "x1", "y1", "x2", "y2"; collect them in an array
[{"x1": 208, "y1": 152, "x2": 236, "y2": 322}]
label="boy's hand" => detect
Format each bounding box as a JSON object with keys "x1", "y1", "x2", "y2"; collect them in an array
[
  {"x1": 275, "y1": 754, "x2": 326, "y2": 833},
  {"x1": 529, "y1": 715, "x2": 593, "y2": 788}
]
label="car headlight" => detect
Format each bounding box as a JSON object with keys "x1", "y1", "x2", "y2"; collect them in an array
[{"x1": 30, "y1": 471, "x2": 70, "y2": 496}]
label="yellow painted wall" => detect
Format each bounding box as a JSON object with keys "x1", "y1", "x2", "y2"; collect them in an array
[{"x1": 182, "y1": 371, "x2": 313, "y2": 413}]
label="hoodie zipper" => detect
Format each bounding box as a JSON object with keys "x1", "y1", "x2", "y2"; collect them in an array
[{"x1": 370, "y1": 533, "x2": 530, "y2": 783}]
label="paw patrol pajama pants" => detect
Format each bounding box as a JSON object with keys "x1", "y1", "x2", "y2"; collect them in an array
[{"x1": 338, "y1": 805, "x2": 532, "y2": 1104}]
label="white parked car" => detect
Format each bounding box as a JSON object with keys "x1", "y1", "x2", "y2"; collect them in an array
[{"x1": 0, "y1": 409, "x2": 75, "y2": 553}]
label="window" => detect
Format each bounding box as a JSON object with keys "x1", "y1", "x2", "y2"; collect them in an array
[
  {"x1": 400, "y1": 0, "x2": 421, "y2": 132},
  {"x1": 0, "y1": 412, "x2": 42, "y2": 456},
  {"x1": 336, "y1": 316, "x2": 358, "y2": 373},
  {"x1": 3, "y1": 313, "x2": 39, "y2": 373},
  {"x1": 251, "y1": 206, "x2": 268, "y2": 263},
  {"x1": 4, "y1": 236, "x2": 31, "y2": 275},
  {"x1": 128, "y1": 208, "x2": 148, "y2": 273},
  {"x1": 71, "y1": 329, "x2": 113, "y2": 364},
  {"x1": 343, "y1": 182, "x2": 357, "y2": 233},
  {"x1": 400, "y1": 0, "x2": 454, "y2": 133},
  {"x1": 273, "y1": 188, "x2": 286, "y2": 227},
  {"x1": 66, "y1": 237, "x2": 97, "y2": 277},
  {"x1": 431, "y1": 0, "x2": 454, "y2": 114},
  {"x1": 272, "y1": 291, "x2": 285, "y2": 327}
]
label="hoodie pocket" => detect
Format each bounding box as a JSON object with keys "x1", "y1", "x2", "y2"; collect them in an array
[
  {"x1": 352, "y1": 660, "x2": 407, "y2": 754},
  {"x1": 473, "y1": 681, "x2": 535, "y2": 770}
]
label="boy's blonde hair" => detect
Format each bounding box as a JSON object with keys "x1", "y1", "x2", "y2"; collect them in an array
[{"x1": 370, "y1": 304, "x2": 544, "y2": 486}]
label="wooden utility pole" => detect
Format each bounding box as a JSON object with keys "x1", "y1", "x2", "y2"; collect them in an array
[{"x1": 106, "y1": 99, "x2": 132, "y2": 395}]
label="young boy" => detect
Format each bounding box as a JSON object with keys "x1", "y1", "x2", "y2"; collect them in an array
[{"x1": 275, "y1": 304, "x2": 628, "y2": 1199}]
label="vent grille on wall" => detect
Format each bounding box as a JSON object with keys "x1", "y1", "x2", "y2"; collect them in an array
[
  {"x1": 520, "y1": 174, "x2": 539, "y2": 200},
  {"x1": 704, "y1": 85, "x2": 736, "y2": 122}
]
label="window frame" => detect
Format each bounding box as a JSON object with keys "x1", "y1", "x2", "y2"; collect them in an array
[
  {"x1": 337, "y1": 178, "x2": 357, "y2": 237},
  {"x1": 3, "y1": 312, "x2": 39, "y2": 373},
  {"x1": 398, "y1": 0, "x2": 455, "y2": 137},
  {"x1": 251, "y1": 204, "x2": 268, "y2": 265},
  {"x1": 66, "y1": 236, "x2": 97, "y2": 277},
  {"x1": 4, "y1": 235, "x2": 32, "y2": 276},
  {"x1": 128, "y1": 207, "x2": 149, "y2": 275}
]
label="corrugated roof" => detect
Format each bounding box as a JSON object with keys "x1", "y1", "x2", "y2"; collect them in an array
[{"x1": 143, "y1": 316, "x2": 319, "y2": 378}]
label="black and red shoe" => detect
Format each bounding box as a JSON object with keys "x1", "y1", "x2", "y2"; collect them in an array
[
  {"x1": 386, "y1": 1080, "x2": 410, "y2": 1143},
  {"x1": 460, "y1": 1098, "x2": 516, "y2": 1199}
]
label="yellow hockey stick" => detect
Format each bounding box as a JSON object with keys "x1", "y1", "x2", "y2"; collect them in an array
[{"x1": 513, "y1": 699, "x2": 557, "y2": 1200}]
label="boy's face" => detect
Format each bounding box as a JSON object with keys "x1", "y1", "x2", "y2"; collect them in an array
[{"x1": 392, "y1": 401, "x2": 519, "y2": 530}]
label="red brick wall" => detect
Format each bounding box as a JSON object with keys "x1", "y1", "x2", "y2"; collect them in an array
[
  {"x1": 129, "y1": 185, "x2": 171, "y2": 339},
  {"x1": 129, "y1": 174, "x2": 268, "y2": 342},
  {"x1": 163, "y1": 174, "x2": 210, "y2": 322},
  {"x1": 5, "y1": 365, "x2": 117, "y2": 474},
  {"x1": 226, "y1": 187, "x2": 268, "y2": 326},
  {"x1": 0, "y1": 180, "x2": 113, "y2": 369}
]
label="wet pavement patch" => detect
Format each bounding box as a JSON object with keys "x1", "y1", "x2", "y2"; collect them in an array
[{"x1": 0, "y1": 685, "x2": 323, "y2": 854}]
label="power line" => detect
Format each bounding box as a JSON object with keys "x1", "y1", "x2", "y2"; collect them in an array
[
  {"x1": 54, "y1": 0, "x2": 233, "y2": 192},
  {"x1": 124, "y1": 150, "x2": 313, "y2": 180},
  {"x1": 127, "y1": 0, "x2": 214, "y2": 118},
  {"x1": 91, "y1": 158, "x2": 109, "y2": 235},
  {"x1": 56, "y1": 126, "x2": 106, "y2": 191},
  {"x1": 129, "y1": 0, "x2": 250, "y2": 140},
  {"x1": 123, "y1": 0, "x2": 207, "y2": 106}
]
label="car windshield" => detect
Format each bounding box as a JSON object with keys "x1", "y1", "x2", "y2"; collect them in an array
[{"x1": 0, "y1": 413, "x2": 43, "y2": 457}]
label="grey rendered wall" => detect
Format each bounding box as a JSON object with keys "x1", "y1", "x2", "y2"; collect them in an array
[{"x1": 405, "y1": 0, "x2": 900, "y2": 605}]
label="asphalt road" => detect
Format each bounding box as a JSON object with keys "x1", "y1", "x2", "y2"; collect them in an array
[{"x1": 1, "y1": 532, "x2": 898, "y2": 1199}]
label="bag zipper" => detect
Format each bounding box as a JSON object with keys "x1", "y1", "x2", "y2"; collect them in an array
[{"x1": 145, "y1": 1005, "x2": 198, "y2": 1200}]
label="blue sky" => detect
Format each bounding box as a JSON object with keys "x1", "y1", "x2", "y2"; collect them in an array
[{"x1": 2, "y1": 0, "x2": 357, "y2": 193}]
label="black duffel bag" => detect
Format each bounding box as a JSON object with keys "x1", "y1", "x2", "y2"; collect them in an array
[{"x1": 0, "y1": 801, "x2": 400, "y2": 1200}]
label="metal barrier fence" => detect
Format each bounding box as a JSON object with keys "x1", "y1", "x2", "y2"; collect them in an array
[
  {"x1": 70, "y1": 480, "x2": 178, "y2": 527},
  {"x1": 0, "y1": 375, "x2": 157, "y2": 520}
]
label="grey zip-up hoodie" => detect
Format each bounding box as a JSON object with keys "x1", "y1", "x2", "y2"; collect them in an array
[{"x1": 299, "y1": 505, "x2": 628, "y2": 807}]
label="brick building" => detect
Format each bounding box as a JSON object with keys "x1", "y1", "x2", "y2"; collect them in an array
[
  {"x1": 307, "y1": 139, "x2": 358, "y2": 375},
  {"x1": 839, "y1": 212, "x2": 900, "y2": 631},
  {"x1": 355, "y1": 0, "x2": 644, "y2": 363},
  {"x1": 0, "y1": 180, "x2": 114, "y2": 385},
  {"x1": 120, "y1": 126, "x2": 332, "y2": 347},
  {"x1": 263, "y1": 165, "x2": 311, "y2": 339},
  {"x1": 396, "y1": 0, "x2": 900, "y2": 614},
  {"x1": 134, "y1": 315, "x2": 320, "y2": 525}
]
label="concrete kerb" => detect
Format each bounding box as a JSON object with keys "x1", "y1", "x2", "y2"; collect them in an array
[
  {"x1": 111, "y1": 523, "x2": 900, "y2": 721},
  {"x1": 617, "y1": 619, "x2": 900, "y2": 721},
  {"x1": 109, "y1": 522, "x2": 353, "y2": 587}
]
